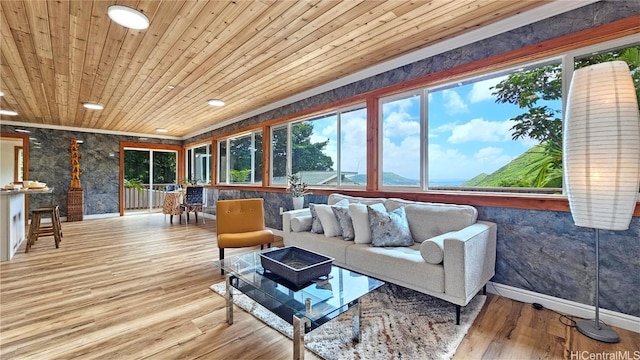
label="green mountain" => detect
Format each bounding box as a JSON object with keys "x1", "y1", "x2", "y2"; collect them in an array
[
  {"x1": 462, "y1": 173, "x2": 489, "y2": 186},
  {"x1": 462, "y1": 145, "x2": 549, "y2": 187}
]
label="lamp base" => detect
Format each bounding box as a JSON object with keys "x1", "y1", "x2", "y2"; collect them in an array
[{"x1": 576, "y1": 319, "x2": 620, "y2": 343}]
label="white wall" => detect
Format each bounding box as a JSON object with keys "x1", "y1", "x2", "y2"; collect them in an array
[{"x1": 0, "y1": 139, "x2": 22, "y2": 187}]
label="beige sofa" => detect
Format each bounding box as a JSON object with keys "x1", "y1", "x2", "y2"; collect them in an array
[{"x1": 282, "y1": 193, "x2": 497, "y2": 324}]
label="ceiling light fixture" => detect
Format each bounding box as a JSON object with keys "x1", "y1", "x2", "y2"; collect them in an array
[
  {"x1": 0, "y1": 90, "x2": 4, "y2": 96},
  {"x1": 0, "y1": 109, "x2": 18, "y2": 116},
  {"x1": 167, "y1": 85, "x2": 175, "y2": 90},
  {"x1": 208, "y1": 99, "x2": 225, "y2": 107},
  {"x1": 83, "y1": 102, "x2": 104, "y2": 110},
  {"x1": 15, "y1": 129, "x2": 30, "y2": 133},
  {"x1": 107, "y1": 5, "x2": 149, "y2": 30},
  {"x1": 155, "y1": 128, "x2": 168, "y2": 133}
]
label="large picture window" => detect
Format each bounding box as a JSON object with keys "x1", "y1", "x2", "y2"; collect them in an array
[
  {"x1": 380, "y1": 93, "x2": 422, "y2": 187},
  {"x1": 427, "y1": 60, "x2": 563, "y2": 191},
  {"x1": 186, "y1": 143, "x2": 211, "y2": 184},
  {"x1": 218, "y1": 131, "x2": 263, "y2": 184},
  {"x1": 271, "y1": 105, "x2": 367, "y2": 187}
]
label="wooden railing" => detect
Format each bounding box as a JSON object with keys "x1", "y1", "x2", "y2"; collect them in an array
[{"x1": 123, "y1": 184, "x2": 176, "y2": 210}]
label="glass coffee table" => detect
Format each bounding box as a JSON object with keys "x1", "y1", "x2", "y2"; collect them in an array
[{"x1": 214, "y1": 248, "x2": 384, "y2": 360}]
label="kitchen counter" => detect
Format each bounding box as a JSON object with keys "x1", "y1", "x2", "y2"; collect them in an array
[
  {"x1": 0, "y1": 188, "x2": 53, "y2": 261},
  {"x1": 0, "y1": 191, "x2": 26, "y2": 261}
]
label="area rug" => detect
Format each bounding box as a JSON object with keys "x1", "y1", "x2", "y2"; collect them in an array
[{"x1": 210, "y1": 282, "x2": 485, "y2": 360}]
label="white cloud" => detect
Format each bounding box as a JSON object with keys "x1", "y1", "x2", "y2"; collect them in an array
[
  {"x1": 382, "y1": 134, "x2": 421, "y2": 180},
  {"x1": 447, "y1": 118, "x2": 515, "y2": 144},
  {"x1": 468, "y1": 75, "x2": 507, "y2": 103},
  {"x1": 340, "y1": 116, "x2": 367, "y2": 174},
  {"x1": 442, "y1": 89, "x2": 468, "y2": 115},
  {"x1": 383, "y1": 111, "x2": 420, "y2": 138}
]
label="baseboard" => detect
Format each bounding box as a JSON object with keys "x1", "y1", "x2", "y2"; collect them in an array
[
  {"x1": 487, "y1": 282, "x2": 640, "y2": 333},
  {"x1": 82, "y1": 213, "x2": 120, "y2": 220}
]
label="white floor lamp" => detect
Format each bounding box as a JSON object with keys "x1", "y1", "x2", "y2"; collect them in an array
[{"x1": 564, "y1": 61, "x2": 640, "y2": 343}]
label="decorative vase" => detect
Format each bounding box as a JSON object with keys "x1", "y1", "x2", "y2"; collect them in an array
[{"x1": 292, "y1": 196, "x2": 304, "y2": 210}]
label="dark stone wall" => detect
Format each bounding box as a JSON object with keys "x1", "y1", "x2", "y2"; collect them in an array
[
  {"x1": 0, "y1": 124, "x2": 181, "y2": 216},
  {"x1": 479, "y1": 206, "x2": 640, "y2": 318}
]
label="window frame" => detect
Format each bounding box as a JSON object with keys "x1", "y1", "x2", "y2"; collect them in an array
[
  {"x1": 217, "y1": 130, "x2": 263, "y2": 185},
  {"x1": 270, "y1": 103, "x2": 367, "y2": 190},
  {"x1": 185, "y1": 142, "x2": 212, "y2": 185},
  {"x1": 378, "y1": 90, "x2": 425, "y2": 190}
]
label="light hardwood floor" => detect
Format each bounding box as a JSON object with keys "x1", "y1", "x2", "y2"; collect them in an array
[{"x1": 1, "y1": 214, "x2": 637, "y2": 359}]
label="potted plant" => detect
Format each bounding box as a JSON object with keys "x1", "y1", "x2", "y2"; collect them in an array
[{"x1": 286, "y1": 173, "x2": 310, "y2": 210}]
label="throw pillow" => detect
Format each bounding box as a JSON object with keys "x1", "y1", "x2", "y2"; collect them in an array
[
  {"x1": 332, "y1": 206, "x2": 355, "y2": 241},
  {"x1": 368, "y1": 206, "x2": 414, "y2": 247},
  {"x1": 291, "y1": 215, "x2": 313, "y2": 232},
  {"x1": 349, "y1": 203, "x2": 385, "y2": 244},
  {"x1": 315, "y1": 199, "x2": 349, "y2": 238},
  {"x1": 309, "y1": 204, "x2": 324, "y2": 234}
]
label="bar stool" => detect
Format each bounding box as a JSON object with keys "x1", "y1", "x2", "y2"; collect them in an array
[{"x1": 26, "y1": 205, "x2": 63, "y2": 253}]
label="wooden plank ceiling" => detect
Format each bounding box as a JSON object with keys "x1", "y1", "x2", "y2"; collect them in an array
[{"x1": 0, "y1": 0, "x2": 551, "y2": 138}]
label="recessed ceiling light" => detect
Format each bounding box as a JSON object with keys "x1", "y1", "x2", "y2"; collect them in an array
[
  {"x1": 15, "y1": 129, "x2": 30, "y2": 133},
  {"x1": 108, "y1": 5, "x2": 149, "y2": 30},
  {"x1": 208, "y1": 99, "x2": 225, "y2": 107},
  {"x1": 155, "y1": 128, "x2": 168, "y2": 133},
  {"x1": 83, "y1": 102, "x2": 104, "y2": 110},
  {"x1": 167, "y1": 85, "x2": 175, "y2": 89},
  {"x1": 0, "y1": 109, "x2": 18, "y2": 116},
  {"x1": 0, "y1": 90, "x2": 4, "y2": 96}
]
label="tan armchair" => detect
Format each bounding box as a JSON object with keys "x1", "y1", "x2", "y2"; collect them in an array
[{"x1": 216, "y1": 198, "x2": 274, "y2": 274}]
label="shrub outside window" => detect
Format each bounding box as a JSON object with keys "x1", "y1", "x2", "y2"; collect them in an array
[
  {"x1": 218, "y1": 131, "x2": 262, "y2": 184},
  {"x1": 271, "y1": 105, "x2": 367, "y2": 188}
]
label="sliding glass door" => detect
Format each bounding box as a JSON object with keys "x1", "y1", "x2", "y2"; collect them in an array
[{"x1": 123, "y1": 148, "x2": 178, "y2": 213}]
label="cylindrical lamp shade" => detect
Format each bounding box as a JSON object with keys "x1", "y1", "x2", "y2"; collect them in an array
[{"x1": 564, "y1": 61, "x2": 640, "y2": 230}]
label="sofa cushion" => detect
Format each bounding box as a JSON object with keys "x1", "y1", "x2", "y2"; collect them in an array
[
  {"x1": 315, "y1": 199, "x2": 349, "y2": 237},
  {"x1": 385, "y1": 199, "x2": 478, "y2": 241},
  {"x1": 328, "y1": 193, "x2": 386, "y2": 206},
  {"x1": 346, "y1": 243, "x2": 445, "y2": 294},
  {"x1": 332, "y1": 206, "x2": 355, "y2": 241},
  {"x1": 291, "y1": 215, "x2": 313, "y2": 232},
  {"x1": 350, "y1": 203, "x2": 386, "y2": 244},
  {"x1": 368, "y1": 206, "x2": 413, "y2": 247},
  {"x1": 309, "y1": 204, "x2": 324, "y2": 234}
]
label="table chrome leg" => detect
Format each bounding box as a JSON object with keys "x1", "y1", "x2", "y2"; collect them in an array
[
  {"x1": 352, "y1": 300, "x2": 360, "y2": 342},
  {"x1": 226, "y1": 274, "x2": 233, "y2": 324},
  {"x1": 293, "y1": 315, "x2": 310, "y2": 360}
]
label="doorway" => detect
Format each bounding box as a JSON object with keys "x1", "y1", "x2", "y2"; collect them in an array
[{"x1": 123, "y1": 148, "x2": 178, "y2": 214}]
